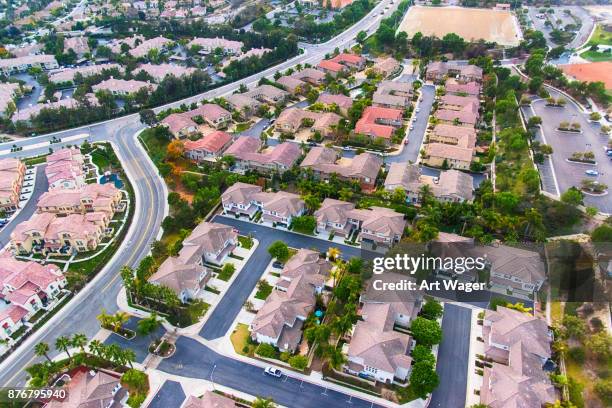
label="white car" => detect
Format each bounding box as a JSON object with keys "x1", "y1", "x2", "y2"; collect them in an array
[
  {"x1": 585, "y1": 169, "x2": 599, "y2": 176},
  {"x1": 410, "y1": 125, "x2": 414, "y2": 130},
  {"x1": 264, "y1": 367, "x2": 282, "y2": 378}
]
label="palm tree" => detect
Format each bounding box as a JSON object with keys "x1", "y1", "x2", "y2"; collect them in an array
[
  {"x1": 327, "y1": 347, "x2": 347, "y2": 370},
  {"x1": 252, "y1": 397, "x2": 277, "y2": 408},
  {"x1": 329, "y1": 261, "x2": 344, "y2": 288},
  {"x1": 327, "y1": 247, "x2": 340, "y2": 261},
  {"x1": 34, "y1": 342, "x2": 52, "y2": 363},
  {"x1": 88, "y1": 339, "x2": 104, "y2": 358},
  {"x1": 71, "y1": 333, "x2": 88, "y2": 353},
  {"x1": 122, "y1": 349, "x2": 136, "y2": 368},
  {"x1": 104, "y1": 344, "x2": 123, "y2": 365},
  {"x1": 97, "y1": 309, "x2": 113, "y2": 329},
  {"x1": 112, "y1": 311, "x2": 130, "y2": 333},
  {"x1": 137, "y1": 313, "x2": 161, "y2": 348},
  {"x1": 55, "y1": 336, "x2": 72, "y2": 361}
]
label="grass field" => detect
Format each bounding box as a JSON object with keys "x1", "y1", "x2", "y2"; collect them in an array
[
  {"x1": 588, "y1": 24, "x2": 612, "y2": 46},
  {"x1": 579, "y1": 50, "x2": 612, "y2": 62},
  {"x1": 398, "y1": 6, "x2": 521, "y2": 46}
]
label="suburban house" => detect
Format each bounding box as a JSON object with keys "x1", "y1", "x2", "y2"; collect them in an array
[
  {"x1": 251, "y1": 249, "x2": 330, "y2": 352},
  {"x1": 0, "y1": 256, "x2": 66, "y2": 335},
  {"x1": 133, "y1": 63, "x2": 196, "y2": 82},
  {"x1": 63, "y1": 36, "x2": 90, "y2": 57},
  {"x1": 276, "y1": 76, "x2": 307, "y2": 94},
  {"x1": 291, "y1": 68, "x2": 326, "y2": 85},
  {"x1": 225, "y1": 93, "x2": 261, "y2": 117},
  {"x1": 182, "y1": 392, "x2": 237, "y2": 408},
  {"x1": 0, "y1": 83, "x2": 19, "y2": 117},
  {"x1": 92, "y1": 78, "x2": 157, "y2": 96},
  {"x1": 384, "y1": 163, "x2": 474, "y2": 203},
  {"x1": 314, "y1": 198, "x2": 406, "y2": 246},
  {"x1": 422, "y1": 143, "x2": 474, "y2": 170},
  {"x1": 434, "y1": 106, "x2": 479, "y2": 127},
  {"x1": 344, "y1": 302, "x2": 413, "y2": 384},
  {"x1": 0, "y1": 158, "x2": 26, "y2": 214},
  {"x1": 344, "y1": 272, "x2": 423, "y2": 383},
  {"x1": 224, "y1": 136, "x2": 301, "y2": 174},
  {"x1": 244, "y1": 85, "x2": 289, "y2": 105},
  {"x1": 107, "y1": 34, "x2": 145, "y2": 54},
  {"x1": 0, "y1": 55, "x2": 59, "y2": 75},
  {"x1": 45, "y1": 147, "x2": 86, "y2": 190},
  {"x1": 330, "y1": 53, "x2": 366, "y2": 70},
  {"x1": 11, "y1": 95, "x2": 99, "y2": 124},
  {"x1": 221, "y1": 182, "x2": 305, "y2": 228},
  {"x1": 480, "y1": 307, "x2": 556, "y2": 408},
  {"x1": 300, "y1": 147, "x2": 383, "y2": 191},
  {"x1": 36, "y1": 183, "x2": 123, "y2": 216},
  {"x1": 188, "y1": 37, "x2": 244, "y2": 55},
  {"x1": 316, "y1": 93, "x2": 353, "y2": 116},
  {"x1": 372, "y1": 57, "x2": 401, "y2": 78},
  {"x1": 355, "y1": 106, "x2": 404, "y2": 142},
  {"x1": 161, "y1": 113, "x2": 198, "y2": 138},
  {"x1": 482, "y1": 245, "x2": 546, "y2": 296},
  {"x1": 275, "y1": 107, "x2": 341, "y2": 138},
  {"x1": 317, "y1": 59, "x2": 346, "y2": 77},
  {"x1": 373, "y1": 81, "x2": 413, "y2": 110},
  {"x1": 11, "y1": 212, "x2": 109, "y2": 256},
  {"x1": 149, "y1": 221, "x2": 236, "y2": 302},
  {"x1": 426, "y1": 62, "x2": 483, "y2": 83},
  {"x1": 45, "y1": 367, "x2": 129, "y2": 408},
  {"x1": 48, "y1": 64, "x2": 123, "y2": 84},
  {"x1": 429, "y1": 124, "x2": 477, "y2": 148},
  {"x1": 183, "y1": 131, "x2": 233, "y2": 162},
  {"x1": 445, "y1": 78, "x2": 481, "y2": 96},
  {"x1": 188, "y1": 103, "x2": 232, "y2": 129},
  {"x1": 128, "y1": 36, "x2": 173, "y2": 58}
]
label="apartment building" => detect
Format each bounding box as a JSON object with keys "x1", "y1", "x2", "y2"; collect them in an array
[
  {"x1": 425, "y1": 62, "x2": 483, "y2": 83},
  {"x1": 36, "y1": 183, "x2": 123, "y2": 216},
  {"x1": 0, "y1": 158, "x2": 26, "y2": 213},
  {"x1": 275, "y1": 107, "x2": 341, "y2": 137},
  {"x1": 0, "y1": 55, "x2": 59, "y2": 75},
  {"x1": 45, "y1": 147, "x2": 86, "y2": 190},
  {"x1": 224, "y1": 136, "x2": 301, "y2": 174},
  {"x1": 188, "y1": 37, "x2": 244, "y2": 55},
  {"x1": 92, "y1": 78, "x2": 157, "y2": 96},
  {"x1": 372, "y1": 81, "x2": 413, "y2": 110}
]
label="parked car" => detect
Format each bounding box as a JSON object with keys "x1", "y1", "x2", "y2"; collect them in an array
[
  {"x1": 272, "y1": 261, "x2": 284, "y2": 269},
  {"x1": 264, "y1": 367, "x2": 282, "y2": 378},
  {"x1": 585, "y1": 169, "x2": 599, "y2": 176},
  {"x1": 404, "y1": 139, "x2": 409, "y2": 145}
]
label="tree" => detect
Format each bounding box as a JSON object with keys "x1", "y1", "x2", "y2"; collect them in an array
[
  {"x1": 585, "y1": 331, "x2": 612, "y2": 361},
  {"x1": 139, "y1": 109, "x2": 158, "y2": 127},
  {"x1": 594, "y1": 379, "x2": 612, "y2": 404},
  {"x1": 590, "y1": 112, "x2": 602, "y2": 121},
  {"x1": 562, "y1": 315, "x2": 587, "y2": 339},
  {"x1": 356, "y1": 30, "x2": 367, "y2": 44},
  {"x1": 71, "y1": 333, "x2": 88, "y2": 353},
  {"x1": 303, "y1": 194, "x2": 321, "y2": 212},
  {"x1": 268, "y1": 241, "x2": 289, "y2": 262},
  {"x1": 560, "y1": 187, "x2": 583, "y2": 206},
  {"x1": 288, "y1": 355, "x2": 308, "y2": 370},
  {"x1": 255, "y1": 343, "x2": 277, "y2": 358},
  {"x1": 89, "y1": 339, "x2": 104, "y2": 358},
  {"x1": 34, "y1": 342, "x2": 52, "y2": 363},
  {"x1": 592, "y1": 224, "x2": 612, "y2": 242},
  {"x1": 420, "y1": 299, "x2": 443, "y2": 320},
  {"x1": 409, "y1": 361, "x2": 440, "y2": 398},
  {"x1": 55, "y1": 336, "x2": 72, "y2": 361},
  {"x1": 410, "y1": 317, "x2": 442, "y2": 346},
  {"x1": 412, "y1": 344, "x2": 436, "y2": 366},
  {"x1": 121, "y1": 369, "x2": 149, "y2": 393},
  {"x1": 111, "y1": 311, "x2": 130, "y2": 332},
  {"x1": 122, "y1": 349, "x2": 137, "y2": 369},
  {"x1": 166, "y1": 140, "x2": 184, "y2": 160},
  {"x1": 252, "y1": 397, "x2": 277, "y2": 408}
]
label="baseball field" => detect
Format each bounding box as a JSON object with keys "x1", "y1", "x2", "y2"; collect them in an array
[{"x1": 398, "y1": 6, "x2": 522, "y2": 47}]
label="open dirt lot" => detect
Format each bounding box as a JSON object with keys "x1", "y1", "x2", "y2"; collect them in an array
[
  {"x1": 398, "y1": 6, "x2": 522, "y2": 46},
  {"x1": 559, "y1": 62, "x2": 612, "y2": 89}
]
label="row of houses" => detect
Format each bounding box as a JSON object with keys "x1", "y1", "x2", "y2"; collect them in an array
[
  {"x1": 0, "y1": 158, "x2": 26, "y2": 214},
  {"x1": 9, "y1": 148, "x2": 124, "y2": 257},
  {"x1": 421, "y1": 62, "x2": 483, "y2": 170}
]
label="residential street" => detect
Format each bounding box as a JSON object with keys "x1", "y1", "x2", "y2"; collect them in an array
[
  {"x1": 158, "y1": 336, "x2": 386, "y2": 408},
  {"x1": 202, "y1": 215, "x2": 361, "y2": 340},
  {"x1": 429, "y1": 303, "x2": 472, "y2": 408}
]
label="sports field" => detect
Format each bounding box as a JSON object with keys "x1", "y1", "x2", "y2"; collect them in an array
[
  {"x1": 560, "y1": 62, "x2": 612, "y2": 89},
  {"x1": 398, "y1": 6, "x2": 522, "y2": 46}
]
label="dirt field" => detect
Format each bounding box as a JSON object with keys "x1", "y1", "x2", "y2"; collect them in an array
[
  {"x1": 398, "y1": 6, "x2": 522, "y2": 46},
  {"x1": 560, "y1": 62, "x2": 612, "y2": 89}
]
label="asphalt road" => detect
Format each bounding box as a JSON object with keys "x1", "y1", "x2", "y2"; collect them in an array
[
  {"x1": 149, "y1": 380, "x2": 186, "y2": 408},
  {"x1": 0, "y1": 125, "x2": 168, "y2": 387},
  {"x1": 531, "y1": 88, "x2": 612, "y2": 213},
  {"x1": 158, "y1": 336, "x2": 386, "y2": 408},
  {"x1": 0, "y1": 165, "x2": 47, "y2": 247},
  {"x1": 527, "y1": 6, "x2": 594, "y2": 52},
  {"x1": 429, "y1": 303, "x2": 472, "y2": 408},
  {"x1": 201, "y1": 215, "x2": 361, "y2": 340}
]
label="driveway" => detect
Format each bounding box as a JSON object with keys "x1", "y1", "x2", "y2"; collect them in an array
[
  {"x1": 201, "y1": 216, "x2": 361, "y2": 340},
  {"x1": 103, "y1": 317, "x2": 166, "y2": 363},
  {"x1": 158, "y1": 336, "x2": 385, "y2": 408},
  {"x1": 0, "y1": 165, "x2": 47, "y2": 247},
  {"x1": 429, "y1": 303, "x2": 472, "y2": 408}
]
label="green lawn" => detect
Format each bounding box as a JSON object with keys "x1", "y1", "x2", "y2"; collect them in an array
[
  {"x1": 579, "y1": 50, "x2": 612, "y2": 62},
  {"x1": 90, "y1": 149, "x2": 111, "y2": 170},
  {"x1": 255, "y1": 280, "x2": 273, "y2": 300},
  {"x1": 588, "y1": 24, "x2": 612, "y2": 47}
]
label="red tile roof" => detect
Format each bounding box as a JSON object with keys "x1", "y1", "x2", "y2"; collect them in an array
[
  {"x1": 317, "y1": 60, "x2": 345, "y2": 73},
  {"x1": 184, "y1": 131, "x2": 232, "y2": 154}
]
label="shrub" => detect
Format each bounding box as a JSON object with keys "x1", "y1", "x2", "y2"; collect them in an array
[
  {"x1": 568, "y1": 347, "x2": 585, "y2": 363},
  {"x1": 288, "y1": 355, "x2": 308, "y2": 370},
  {"x1": 256, "y1": 343, "x2": 278, "y2": 358}
]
